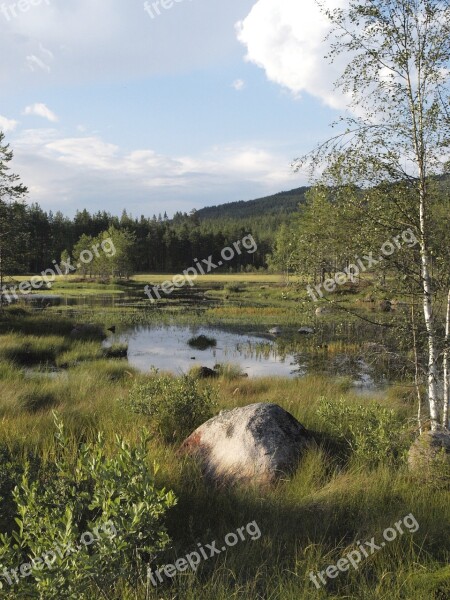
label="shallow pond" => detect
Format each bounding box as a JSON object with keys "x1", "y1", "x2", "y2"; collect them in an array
[{"x1": 104, "y1": 324, "x2": 390, "y2": 389}]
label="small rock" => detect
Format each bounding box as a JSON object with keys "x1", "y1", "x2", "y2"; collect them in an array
[
  {"x1": 298, "y1": 327, "x2": 315, "y2": 335},
  {"x1": 195, "y1": 366, "x2": 219, "y2": 379}
]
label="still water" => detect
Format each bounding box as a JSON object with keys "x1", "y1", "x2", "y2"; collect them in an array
[{"x1": 104, "y1": 325, "x2": 388, "y2": 388}]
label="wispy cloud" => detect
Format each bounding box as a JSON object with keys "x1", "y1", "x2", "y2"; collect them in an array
[
  {"x1": 23, "y1": 103, "x2": 59, "y2": 123},
  {"x1": 232, "y1": 79, "x2": 245, "y2": 91},
  {"x1": 11, "y1": 129, "x2": 297, "y2": 215}
]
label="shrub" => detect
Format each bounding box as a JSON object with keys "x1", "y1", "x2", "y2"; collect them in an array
[
  {"x1": 317, "y1": 398, "x2": 410, "y2": 466},
  {"x1": 0, "y1": 415, "x2": 176, "y2": 599},
  {"x1": 0, "y1": 447, "x2": 25, "y2": 533},
  {"x1": 127, "y1": 374, "x2": 217, "y2": 442}
]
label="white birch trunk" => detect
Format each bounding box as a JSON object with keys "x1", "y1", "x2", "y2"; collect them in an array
[
  {"x1": 411, "y1": 302, "x2": 423, "y2": 434},
  {"x1": 419, "y1": 187, "x2": 440, "y2": 431},
  {"x1": 443, "y1": 290, "x2": 450, "y2": 430}
]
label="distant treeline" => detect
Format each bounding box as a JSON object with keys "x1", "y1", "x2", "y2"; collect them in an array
[{"x1": 14, "y1": 204, "x2": 283, "y2": 275}]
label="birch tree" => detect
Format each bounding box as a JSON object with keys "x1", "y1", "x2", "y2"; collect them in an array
[{"x1": 294, "y1": 0, "x2": 450, "y2": 431}]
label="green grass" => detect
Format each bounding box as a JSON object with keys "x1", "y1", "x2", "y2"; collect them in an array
[
  {"x1": 0, "y1": 289, "x2": 448, "y2": 599},
  {"x1": 0, "y1": 365, "x2": 447, "y2": 599}
]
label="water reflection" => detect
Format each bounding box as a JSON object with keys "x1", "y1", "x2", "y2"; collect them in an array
[{"x1": 104, "y1": 325, "x2": 393, "y2": 387}]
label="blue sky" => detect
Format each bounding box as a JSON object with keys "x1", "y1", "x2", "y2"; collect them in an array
[{"x1": 0, "y1": 0, "x2": 346, "y2": 217}]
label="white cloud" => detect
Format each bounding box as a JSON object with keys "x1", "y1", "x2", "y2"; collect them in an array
[
  {"x1": 237, "y1": 0, "x2": 349, "y2": 109},
  {"x1": 10, "y1": 129, "x2": 298, "y2": 215},
  {"x1": 26, "y1": 55, "x2": 51, "y2": 73},
  {"x1": 232, "y1": 79, "x2": 245, "y2": 91},
  {"x1": 0, "y1": 115, "x2": 19, "y2": 133},
  {"x1": 24, "y1": 103, "x2": 59, "y2": 122},
  {"x1": 26, "y1": 44, "x2": 54, "y2": 73}
]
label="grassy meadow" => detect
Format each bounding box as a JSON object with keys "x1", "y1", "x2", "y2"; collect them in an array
[{"x1": 0, "y1": 275, "x2": 448, "y2": 599}]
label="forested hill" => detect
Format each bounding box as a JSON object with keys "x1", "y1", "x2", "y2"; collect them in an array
[{"x1": 196, "y1": 186, "x2": 309, "y2": 221}]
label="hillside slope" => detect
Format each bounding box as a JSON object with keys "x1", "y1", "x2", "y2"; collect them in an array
[{"x1": 196, "y1": 186, "x2": 309, "y2": 221}]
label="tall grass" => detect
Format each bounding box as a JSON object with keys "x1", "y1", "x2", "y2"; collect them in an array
[{"x1": 0, "y1": 307, "x2": 447, "y2": 599}]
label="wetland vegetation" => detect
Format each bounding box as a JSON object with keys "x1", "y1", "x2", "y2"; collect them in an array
[{"x1": 0, "y1": 272, "x2": 448, "y2": 599}]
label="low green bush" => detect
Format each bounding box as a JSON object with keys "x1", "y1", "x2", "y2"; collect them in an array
[
  {"x1": 317, "y1": 397, "x2": 411, "y2": 467},
  {"x1": 0, "y1": 447, "x2": 26, "y2": 533},
  {"x1": 127, "y1": 374, "x2": 217, "y2": 442},
  {"x1": 0, "y1": 416, "x2": 176, "y2": 599}
]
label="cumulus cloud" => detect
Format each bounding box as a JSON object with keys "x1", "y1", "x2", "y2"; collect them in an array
[
  {"x1": 0, "y1": 115, "x2": 19, "y2": 133},
  {"x1": 24, "y1": 103, "x2": 59, "y2": 122},
  {"x1": 237, "y1": 0, "x2": 349, "y2": 109}
]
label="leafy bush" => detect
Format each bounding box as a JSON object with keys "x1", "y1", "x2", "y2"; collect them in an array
[
  {"x1": 127, "y1": 374, "x2": 217, "y2": 442},
  {"x1": 0, "y1": 447, "x2": 26, "y2": 533},
  {"x1": 0, "y1": 415, "x2": 176, "y2": 599},
  {"x1": 317, "y1": 398, "x2": 410, "y2": 466}
]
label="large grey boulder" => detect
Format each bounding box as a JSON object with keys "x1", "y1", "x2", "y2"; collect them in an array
[{"x1": 180, "y1": 403, "x2": 312, "y2": 485}]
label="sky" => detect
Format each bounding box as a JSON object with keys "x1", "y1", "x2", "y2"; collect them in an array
[{"x1": 0, "y1": 0, "x2": 348, "y2": 218}]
